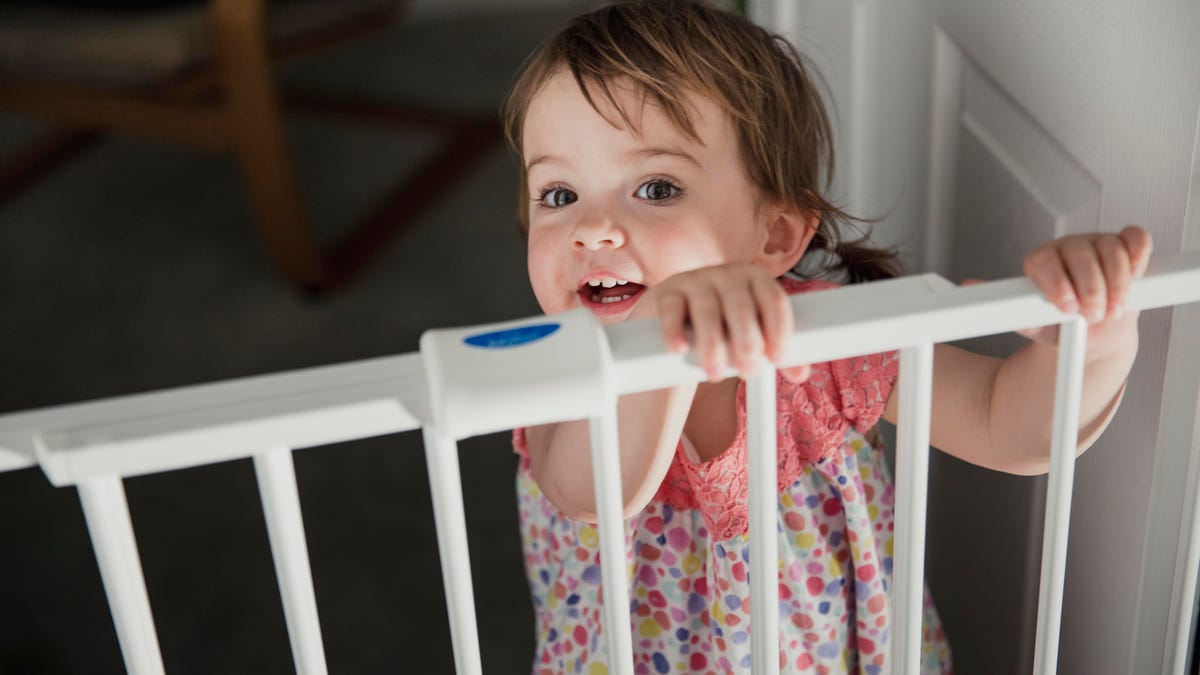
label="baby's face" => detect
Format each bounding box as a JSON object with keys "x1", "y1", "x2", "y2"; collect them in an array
[{"x1": 522, "y1": 69, "x2": 772, "y2": 323}]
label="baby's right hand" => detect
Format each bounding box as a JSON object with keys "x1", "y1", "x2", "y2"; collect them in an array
[{"x1": 631, "y1": 264, "x2": 811, "y2": 383}]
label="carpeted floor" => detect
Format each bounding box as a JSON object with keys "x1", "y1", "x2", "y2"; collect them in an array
[{"x1": 0, "y1": 5, "x2": 593, "y2": 673}]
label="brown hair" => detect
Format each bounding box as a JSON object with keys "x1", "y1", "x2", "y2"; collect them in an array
[{"x1": 501, "y1": 0, "x2": 901, "y2": 283}]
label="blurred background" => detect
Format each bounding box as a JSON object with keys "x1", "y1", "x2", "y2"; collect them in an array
[{"x1": 0, "y1": 1, "x2": 606, "y2": 672}]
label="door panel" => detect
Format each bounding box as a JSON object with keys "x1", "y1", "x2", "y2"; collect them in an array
[
  {"x1": 936, "y1": 0, "x2": 1112, "y2": 177},
  {"x1": 932, "y1": 27, "x2": 1102, "y2": 277}
]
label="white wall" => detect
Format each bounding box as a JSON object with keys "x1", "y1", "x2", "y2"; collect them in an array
[{"x1": 1130, "y1": 103, "x2": 1200, "y2": 675}]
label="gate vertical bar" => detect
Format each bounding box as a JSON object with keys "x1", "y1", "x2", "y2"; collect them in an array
[
  {"x1": 891, "y1": 343, "x2": 934, "y2": 674},
  {"x1": 422, "y1": 428, "x2": 483, "y2": 675},
  {"x1": 253, "y1": 447, "x2": 328, "y2": 675},
  {"x1": 1169, "y1": 443, "x2": 1200, "y2": 675},
  {"x1": 1032, "y1": 316, "x2": 1088, "y2": 675},
  {"x1": 589, "y1": 407, "x2": 635, "y2": 675},
  {"x1": 76, "y1": 475, "x2": 166, "y2": 675},
  {"x1": 747, "y1": 368, "x2": 780, "y2": 675}
]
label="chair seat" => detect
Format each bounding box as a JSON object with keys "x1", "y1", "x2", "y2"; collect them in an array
[{"x1": 0, "y1": 0, "x2": 401, "y2": 89}]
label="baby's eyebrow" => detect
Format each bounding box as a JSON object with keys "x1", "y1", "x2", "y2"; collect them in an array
[
  {"x1": 631, "y1": 146, "x2": 703, "y2": 169},
  {"x1": 524, "y1": 147, "x2": 702, "y2": 174},
  {"x1": 525, "y1": 153, "x2": 559, "y2": 173}
]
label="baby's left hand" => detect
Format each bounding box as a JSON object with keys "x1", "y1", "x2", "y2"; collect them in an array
[{"x1": 981, "y1": 226, "x2": 1153, "y2": 346}]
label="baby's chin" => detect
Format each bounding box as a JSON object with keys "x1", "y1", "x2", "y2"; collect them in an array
[{"x1": 589, "y1": 306, "x2": 639, "y2": 325}]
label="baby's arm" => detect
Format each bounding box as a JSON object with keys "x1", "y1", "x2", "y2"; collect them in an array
[
  {"x1": 883, "y1": 226, "x2": 1152, "y2": 474},
  {"x1": 525, "y1": 263, "x2": 802, "y2": 521},
  {"x1": 525, "y1": 385, "x2": 695, "y2": 522}
]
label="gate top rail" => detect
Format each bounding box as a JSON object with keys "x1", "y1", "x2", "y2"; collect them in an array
[{"x1": 4, "y1": 250, "x2": 1198, "y2": 487}]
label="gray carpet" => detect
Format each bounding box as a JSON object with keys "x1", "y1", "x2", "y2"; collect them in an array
[{"x1": 0, "y1": 6, "x2": 591, "y2": 673}]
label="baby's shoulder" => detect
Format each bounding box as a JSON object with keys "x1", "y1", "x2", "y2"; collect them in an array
[{"x1": 772, "y1": 275, "x2": 900, "y2": 434}]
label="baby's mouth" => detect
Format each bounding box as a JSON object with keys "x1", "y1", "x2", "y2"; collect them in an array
[{"x1": 578, "y1": 279, "x2": 646, "y2": 310}]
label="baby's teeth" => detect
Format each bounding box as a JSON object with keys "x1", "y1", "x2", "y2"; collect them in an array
[
  {"x1": 585, "y1": 278, "x2": 634, "y2": 292},
  {"x1": 599, "y1": 294, "x2": 634, "y2": 304}
]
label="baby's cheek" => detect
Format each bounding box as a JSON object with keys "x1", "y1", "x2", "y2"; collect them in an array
[
  {"x1": 528, "y1": 278, "x2": 564, "y2": 314},
  {"x1": 526, "y1": 240, "x2": 558, "y2": 309},
  {"x1": 527, "y1": 274, "x2": 573, "y2": 315}
]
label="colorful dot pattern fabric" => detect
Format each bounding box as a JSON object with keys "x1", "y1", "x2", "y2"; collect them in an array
[
  {"x1": 512, "y1": 279, "x2": 953, "y2": 674},
  {"x1": 514, "y1": 430, "x2": 952, "y2": 674}
]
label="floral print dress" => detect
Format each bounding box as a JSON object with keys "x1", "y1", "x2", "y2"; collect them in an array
[{"x1": 513, "y1": 279, "x2": 953, "y2": 674}]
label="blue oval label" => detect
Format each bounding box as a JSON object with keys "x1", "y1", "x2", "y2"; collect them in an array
[{"x1": 463, "y1": 323, "x2": 560, "y2": 349}]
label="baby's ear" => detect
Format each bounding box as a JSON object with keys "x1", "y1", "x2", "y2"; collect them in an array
[{"x1": 757, "y1": 207, "x2": 819, "y2": 277}]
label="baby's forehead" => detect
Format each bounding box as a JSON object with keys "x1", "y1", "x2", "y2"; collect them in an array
[{"x1": 529, "y1": 69, "x2": 720, "y2": 146}]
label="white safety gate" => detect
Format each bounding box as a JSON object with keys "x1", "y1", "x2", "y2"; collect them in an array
[{"x1": 3, "y1": 254, "x2": 1200, "y2": 675}]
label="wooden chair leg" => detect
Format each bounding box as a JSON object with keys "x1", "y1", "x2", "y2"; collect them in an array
[
  {"x1": 283, "y1": 92, "x2": 503, "y2": 290},
  {"x1": 211, "y1": 0, "x2": 329, "y2": 290},
  {"x1": 326, "y1": 115, "x2": 500, "y2": 288}
]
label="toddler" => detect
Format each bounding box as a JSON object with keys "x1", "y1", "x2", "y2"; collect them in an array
[{"x1": 501, "y1": 1, "x2": 1150, "y2": 673}]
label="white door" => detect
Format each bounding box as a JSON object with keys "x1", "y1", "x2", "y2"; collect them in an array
[{"x1": 752, "y1": 1, "x2": 1200, "y2": 672}]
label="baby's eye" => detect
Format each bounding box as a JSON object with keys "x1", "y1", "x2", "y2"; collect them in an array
[
  {"x1": 635, "y1": 179, "x2": 682, "y2": 202},
  {"x1": 536, "y1": 186, "x2": 577, "y2": 208}
]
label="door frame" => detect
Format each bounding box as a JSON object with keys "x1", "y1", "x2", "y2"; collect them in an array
[{"x1": 1134, "y1": 106, "x2": 1200, "y2": 675}]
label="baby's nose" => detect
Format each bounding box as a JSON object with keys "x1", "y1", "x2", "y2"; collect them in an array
[{"x1": 571, "y1": 216, "x2": 626, "y2": 250}]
